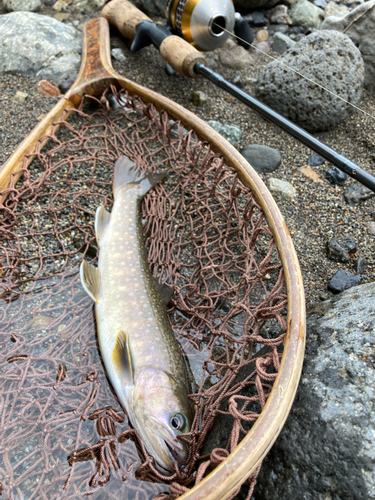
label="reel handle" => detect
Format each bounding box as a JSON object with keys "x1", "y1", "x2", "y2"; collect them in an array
[{"x1": 101, "y1": 0, "x2": 207, "y2": 77}]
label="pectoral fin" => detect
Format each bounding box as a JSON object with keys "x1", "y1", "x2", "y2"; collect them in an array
[
  {"x1": 112, "y1": 330, "x2": 133, "y2": 386},
  {"x1": 80, "y1": 260, "x2": 101, "y2": 302}
]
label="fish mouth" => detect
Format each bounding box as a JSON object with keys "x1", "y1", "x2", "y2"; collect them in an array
[
  {"x1": 164, "y1": 439, "x2": 188, "y2": 464},
  {"x1": 146, "y1": 417, "x2": 189, "y2": 472}
]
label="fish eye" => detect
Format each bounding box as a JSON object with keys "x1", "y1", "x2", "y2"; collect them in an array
[{"x1": 170, "y1": 413, "x2": 186, "y2": 431}]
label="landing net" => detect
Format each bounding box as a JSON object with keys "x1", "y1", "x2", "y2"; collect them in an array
[{"x1": 0, "y1": 88, "x2": 287, "y2": 500}]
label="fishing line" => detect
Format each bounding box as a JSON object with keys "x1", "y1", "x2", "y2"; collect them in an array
[{"x1": 213, "y1": 22, "x2": 375, "y2": 122}]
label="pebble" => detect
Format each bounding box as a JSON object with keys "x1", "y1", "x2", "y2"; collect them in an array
[
  {"x1": 37, "y1": 80, "x2": 61, "y2": 97},
  {"x1": 58, "y1": 78, "x2": 75, "y2": 94},
  {"x1": 207, "y1": 120, "x2": 243, "y2": 145},
  {"x1": 232, "y1": 74, "x2": 245, "y2": 88},
  {"x1": 191, "y1": 91, "x2": 208, "y2": 106},
  {"x1": 256, "y1": 30, "x2": 269, "y2": 42},
  {"x1": 266, "y1": 178, "x2": 297, "y2": 200},
  {"x1": 344, "y1": 184, "x2": 375, "y2": 204},
  {"x1": 300, "y1": 165, "x2": 323, "y2": 182},
  {"x1": 326, "y1": 236, "x2": 356, "y2": 263},
  {"x1": 53, "y1": 12, "x2": 70, "y2": 21},
  {"x1": 31, "y1": 315, "x2": 54, "y2": 327},
  {"x1": 241, "y1": 144, "x2": 281, "y2": 173},
  {"x1": 255, "y1": 41, "x2": 270, "y2": 54},
  {"x1": 326, "y1": 167, "x2": 348, "y2": 186},
  {"x1": 272, "y1": 32, "x2": 296, "y2": 53},
  {"x1": 13, "y1": 91, "x2": 29, "y2": 103},
  {"x1": 52, "y1": 0, "x2": 69, "y2": 11},
  {"x1": 289, "y1": 0, "x2": 325, "y2": 29},
  {"x1": 314, "y1": 0, "x2": 328, "y2": 6},
  {"x1": 319, "y1": 291, "x2": 331, "y2": 300},
  {"x1": 367, "y1": 221, "x2": 375, "y2": 235},
  {"x1": 327, "y1": 269, "x2": 361, "y2": 293},
  {"x1": 324, "y1": 1, "x2": 350, "y2": 18},
  {"x1": 244, "y1": 11, "x2": 268, "y2": 27},
  {"x1": 268, "y1": 24, "x2": 289, "y2": 35},
  {"x1": 71, "y1": 0, "x2": 105, "y2": 12},
  {"x1": 219, "y1": 45, "x2": 254, "y2": 70},
  {"x1": 289, "y1": 26, "x2": 306, "y2": 34},
  {"x1": 290, "y1": 33, "x2": 305, "y2": 42},
  {"x1": 308, "y1": 153, "x2": 326, "y2": 166},
  {"x1": 111, "y1": 48, "x2": 127, "y2": 63},
  {"x1": 268, "y1": 5, "x2": 292, "y2": 25},
  {"x1": 353, "y1": 257, "x2": 368, "y2": 274}
]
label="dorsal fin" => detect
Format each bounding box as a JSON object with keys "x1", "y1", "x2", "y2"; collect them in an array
[
  {"x1": 80, "y1": 260, "x2": 101, "y2": 302},
  {"x1": 112, "y1": 330, "x2": 133, "y2": 386},
  {"x1": 113, "y1": 156, "x2": 167, "y2": 197},
  {"x1": 95, "y1": 205, "x2": 111, "y2": 246}
]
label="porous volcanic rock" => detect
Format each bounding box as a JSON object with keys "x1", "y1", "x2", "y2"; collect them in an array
[
  {"x1": 254, "y1": 282, "x2": 375, "y2": 499},
  {"x1": 255, "y1": 30, "x2": 364, "y2": 132},
  {"x1": 321, "y1": 0, "x2": 375, "y2": 93},
  {"x1": 0, "y1": 12, "x2": 82, "y2": 84}
]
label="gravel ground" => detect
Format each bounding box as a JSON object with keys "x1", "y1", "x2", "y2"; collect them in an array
[{"x1": 0, "y1": 7, "x2": 374, "y2": 308}]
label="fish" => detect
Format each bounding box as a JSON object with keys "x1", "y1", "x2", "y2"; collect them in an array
[{"x1": 80, "y1": 156, "x2": 193, "y2": 472}]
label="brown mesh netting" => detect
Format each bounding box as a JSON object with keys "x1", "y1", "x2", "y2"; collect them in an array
[{"x1": 0, "y1": 87, "x2": 287, "y2": 500}]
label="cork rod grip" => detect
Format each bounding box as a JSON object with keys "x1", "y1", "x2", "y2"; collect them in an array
[
  {"x1": 101, "y1": 0, "x2": 151, "y2": 39},
  {"x1": 160, "y1": 36, "x2": 207, "y2": 78},
  {"x1": 101, "y1": 0, "x2": 207, "y2": 78}
]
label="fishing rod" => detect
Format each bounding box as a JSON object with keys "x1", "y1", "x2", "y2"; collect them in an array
[{"x1": 101, "y1": 0, "x2": 375, "y2": 193}]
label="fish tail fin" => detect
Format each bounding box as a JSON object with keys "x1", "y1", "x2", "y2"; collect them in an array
[{"x1": 113, "y1": 156, "x2": 167, "y2": 197}]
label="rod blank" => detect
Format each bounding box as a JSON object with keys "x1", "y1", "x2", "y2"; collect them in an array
[{"x1": 194, "y1": 62, "x2": 375, "y2": 193}]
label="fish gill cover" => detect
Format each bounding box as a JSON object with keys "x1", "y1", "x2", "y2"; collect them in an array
[{"x1": 0, "y1": 87, "x2": 287, "y2": 500}]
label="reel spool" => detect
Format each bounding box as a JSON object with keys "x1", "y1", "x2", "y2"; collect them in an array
[{"x1": 166, "y1": 0, "x2": 235, "y2": 51}]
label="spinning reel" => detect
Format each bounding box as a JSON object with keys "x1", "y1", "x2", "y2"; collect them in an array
[{"x1": 131, "y1": 0, "x2": 253, "y2": 52}]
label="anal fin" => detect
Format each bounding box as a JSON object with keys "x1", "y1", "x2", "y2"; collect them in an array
[
  {"x1": 80, "y1": 260, "x2": 101, "y2": 302},
  {"x1": 112, "y1": 330, "x2": 133, "y2": 386}
]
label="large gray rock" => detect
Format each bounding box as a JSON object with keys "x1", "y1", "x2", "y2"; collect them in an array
[
  {"x1": 0, "y1": 12, "x2": 82, "y2": 85},
  {"x1": 255, "y1": 30, "x2": 364, "y2": 132},
  {"x1": 3, "y1": 0, "x2": 42, "y2": 11},
  {"x1": 254, "y1": 282, "x2": 375, "y2": 500},
  {"x1": 289, "y1": 0, "x2": 324, "y2": 28},
  {"x1": 321, "y1": 0, "x2": 375, "y2": 93}
]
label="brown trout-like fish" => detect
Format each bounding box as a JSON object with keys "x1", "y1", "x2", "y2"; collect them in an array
[{"x1": 80, "y1": 156, "x2": 193, "y2": 471}]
